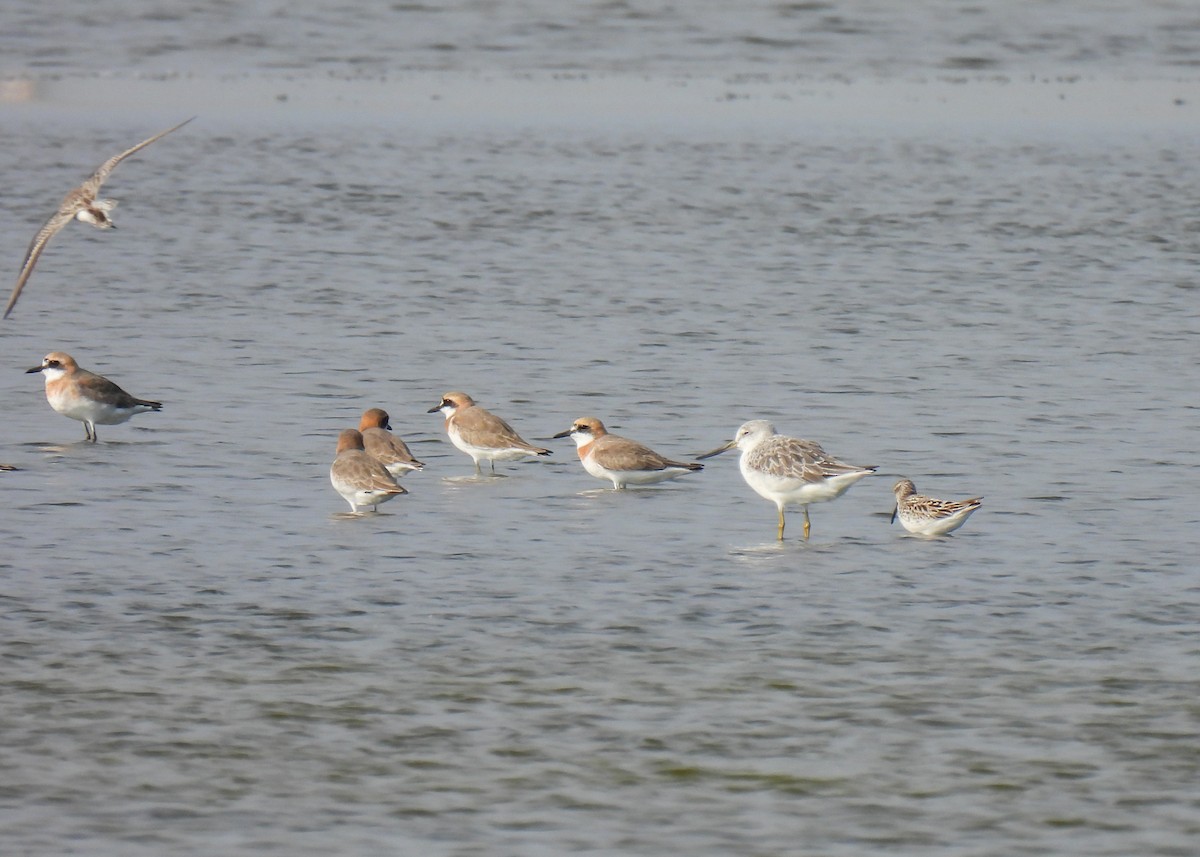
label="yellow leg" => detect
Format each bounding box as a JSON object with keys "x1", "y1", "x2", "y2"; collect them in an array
[
  {"x1": 777, "y1": 506, "x2": 785, "y2": 540},
  {"x1": 802, "y1": 506, "x2": 811, "y2": 540}
]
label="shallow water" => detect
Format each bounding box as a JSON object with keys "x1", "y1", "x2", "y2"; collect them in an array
[{"x1": 2, "y1": 3, "x2": 1199, "y2": 856}]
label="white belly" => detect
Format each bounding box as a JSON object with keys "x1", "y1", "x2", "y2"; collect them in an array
[
  {"x1": 449, "y1": 428, "x2": 534, "y2": 462},
  {"x1": 584, "y1": 454, "x2": 690, "y2": 488},
  {"x1": 47, "y1": 390, "x2": 139, "y2": 426}
]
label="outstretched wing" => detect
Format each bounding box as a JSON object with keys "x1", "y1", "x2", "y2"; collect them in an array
[
  {"x1": 79, "y1": 116, "x2": 195, "y2": 197},
  {"x1": 5, "y1": 117, "x2": 194, "y2": 320},
  {"x1": 4, "y1": 209, "x2": 77, "y2": 319}
]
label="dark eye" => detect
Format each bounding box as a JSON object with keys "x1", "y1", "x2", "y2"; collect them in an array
[{"x1": 47, "y1": 360, "x2": 59, "y2": 367}]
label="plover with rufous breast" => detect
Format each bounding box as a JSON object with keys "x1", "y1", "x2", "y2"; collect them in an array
[
  {"x1": 553, "y1": 416, "x2": 702, "y2": 489},
  {"x1": 26, "y1": 351, "x2": 161, "y2": 442},
  {"x1": 358, "y1": 407, "x2": 424, "y2": 477},
  {"x1": 330, "y1": 428, "x2": 408, "y2": 513},
  {"x1": 428, "y1": 391, "x2": 550, "y2": 476}
]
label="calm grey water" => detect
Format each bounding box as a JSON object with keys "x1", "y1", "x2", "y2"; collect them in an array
[{"x1": 2, "y1": 3, "x2": 1199, "y2": 855}]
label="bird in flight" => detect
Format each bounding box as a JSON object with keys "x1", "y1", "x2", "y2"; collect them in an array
[{"x1": 4, "y1": 117, "x2": 194, "y2": 319}]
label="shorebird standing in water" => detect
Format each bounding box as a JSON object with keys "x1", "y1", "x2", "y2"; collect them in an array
[
  {"x1": 4, "y1": 117, "x2": 194, "y2": 319},
  {"x1": 891, "y1": 479, "x2": 982, "y2": 536},
  {"x1": 330, "y1": 429, "x2": 408, "y2": 513},
  {"x1": 25, "y1": 351, "x2": 162, "y2": 442},
  {"x1": 553, "y1": 416, "x2": 703, "y2": 489},
  {"x1": 428, "y1": 391, "x2": 551, "y2": 476},
  {"x1": 358, "y1": 407, "x2": 425, "y2": 477},
  {"x1": 699, "y1": 419, "x2": 875, "y2": 541}
]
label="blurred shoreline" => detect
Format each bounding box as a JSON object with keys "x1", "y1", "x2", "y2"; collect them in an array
[{"x1": 2, "y1": 72, "x2": 1198, "y2": 136}]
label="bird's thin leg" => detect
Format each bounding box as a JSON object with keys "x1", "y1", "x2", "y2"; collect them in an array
[
  {"x1": 802, "y1": 506, "x2": 811, "y2": 540},
  {"x1": 777, "y1": 506, "x2": 786, "y2": 541}
]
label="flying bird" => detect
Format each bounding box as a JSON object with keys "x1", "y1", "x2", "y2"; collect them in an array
[{"x1": 4, "y1": 117, "x2": 194, "y2": 319}]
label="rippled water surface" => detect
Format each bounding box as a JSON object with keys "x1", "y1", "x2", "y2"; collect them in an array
[
  {"x1": 4, "y1": 0, "x2": 1200, "y2": 77},
  {"x1": 1, "y1": 3, "x2": 1199, "y2": 856}
]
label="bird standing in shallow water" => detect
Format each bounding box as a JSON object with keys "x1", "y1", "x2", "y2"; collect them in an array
[
  {"x1": 553, "y1": 416, "x2": 702, "y2": 489},
  {"x1": 700, "y1": 419, "x2": 875, "y2": 541},
  {"x1": 891, "y1": 478, "x2": 982, "y2": 536},
  {"x1": 428, "y1": 391, "x2": 550, "y2": 476},
  {"x1": 358, "y1": 408, "x2": 424, "y2": 477},
  {"x1": 26, "y1": 351, "x2": 162, "y2": 442},
  {"x1": 330, "y1": 429, "x2": 408, "y2": 513}
]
